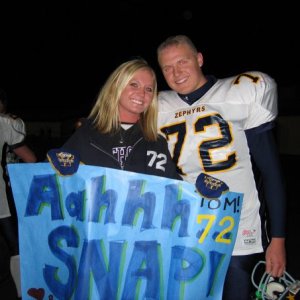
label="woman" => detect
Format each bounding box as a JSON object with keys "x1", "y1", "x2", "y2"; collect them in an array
[{"x1": 62, "y1": 58, "x2": 181, "y2": 180}]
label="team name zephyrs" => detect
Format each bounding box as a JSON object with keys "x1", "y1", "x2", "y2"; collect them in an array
[{"x1": 175, "y1": 105, "x2": 205, "y2": 118}]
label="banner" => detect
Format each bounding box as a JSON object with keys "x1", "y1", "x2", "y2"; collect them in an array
[{"x1": 8, "y1": 163, "x2": 243, "y2": 300}]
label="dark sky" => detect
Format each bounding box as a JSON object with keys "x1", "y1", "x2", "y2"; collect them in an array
[{"x1": 1, "y1": 2, "x2": 299, "y2": 120}]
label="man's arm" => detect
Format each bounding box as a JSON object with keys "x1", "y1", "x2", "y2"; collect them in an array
[{"x1": 246, "y1": 124, "x2": 286, "y2": 277}]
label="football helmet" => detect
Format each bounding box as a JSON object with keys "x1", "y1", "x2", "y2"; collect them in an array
[{"x1": 251, "y1": 261, "x2": 300, "y2": 299}]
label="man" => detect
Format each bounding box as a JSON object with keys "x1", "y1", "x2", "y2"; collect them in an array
[{"x1": 156, "y1": 35, "x2": 286, "y2": 299}]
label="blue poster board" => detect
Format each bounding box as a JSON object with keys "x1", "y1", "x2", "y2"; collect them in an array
[{"x1": 8, "y1": 163, "x2": 243, "y2": 300}]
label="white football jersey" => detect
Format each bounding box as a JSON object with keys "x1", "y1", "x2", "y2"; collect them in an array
[
  {"x1": 158, "y1": 71, "x2": 278, "y2": 255},
  {"x1": 0, "y1": 113, "x2": 26, "y2": 218}
]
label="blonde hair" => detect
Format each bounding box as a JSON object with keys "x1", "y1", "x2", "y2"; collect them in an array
[
  {"x1": 157, "y1": 35, "x2": 198, "y2": 56},
  {"x1": 89, "y1": 58, "x2": 158, "y2": 141}
]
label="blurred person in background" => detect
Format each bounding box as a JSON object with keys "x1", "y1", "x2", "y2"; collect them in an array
[{"x1": 0, "y1": 88, "x2": 37, "y2": 299}]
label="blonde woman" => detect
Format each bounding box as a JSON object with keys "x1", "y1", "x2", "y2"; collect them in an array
[{"x1": 62, "y1": 58, "x2": 180, "y2": 180}]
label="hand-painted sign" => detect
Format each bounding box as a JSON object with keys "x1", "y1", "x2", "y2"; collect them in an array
[{"x1": 8, "y1": 163, "x2": 243, "y2": 300}]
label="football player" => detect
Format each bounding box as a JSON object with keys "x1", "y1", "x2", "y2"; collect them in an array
[{"x1": 156, "y1": 35, "x2": 286, "y2": 299}]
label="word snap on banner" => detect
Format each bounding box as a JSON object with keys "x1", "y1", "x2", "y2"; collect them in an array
[{"x1": 8, "y1": 163, "x2": 243, "y2": 300}]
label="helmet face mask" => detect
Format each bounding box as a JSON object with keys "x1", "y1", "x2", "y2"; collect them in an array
[{"x1": 251, "y1": 261, "x2": 300, "y2": 300}]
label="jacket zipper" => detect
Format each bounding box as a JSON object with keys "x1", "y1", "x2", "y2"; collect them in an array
[
  {"x1": 90, "y1": 137, "x2": 143, "y2": 170},
  {"x1": 90, "y1": 142, "x2": 122, "y2": 168},
  {"x1": 122, "y1": 137, "x2": 143, "y2": 169}
]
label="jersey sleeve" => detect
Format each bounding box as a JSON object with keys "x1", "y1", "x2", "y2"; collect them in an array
[
  {"x1": 1, "y1": 115, "x2": 26, "y2": 147},
  {"x1": 237, "y1": 72, "x2": 278, "y2": 130}
]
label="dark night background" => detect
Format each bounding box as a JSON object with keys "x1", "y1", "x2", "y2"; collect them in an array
[
  {"x1": 0, "y1": 1, "x2": 299, "y2": 120},
  {"x1": 1, "y1": 0, "x2": 300, "y2": 287}
]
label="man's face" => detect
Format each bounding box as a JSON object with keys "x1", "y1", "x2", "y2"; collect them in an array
[{"x1": 158, "y1": 43, "x2": 204, "y2": 94}]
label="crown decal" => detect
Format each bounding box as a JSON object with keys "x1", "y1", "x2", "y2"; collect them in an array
[
  {"x1": 47, "y1": 148, "x2": 81, "y2": 176},
  {"x1": 196, "y1": 173, "x2": 229, "y2": 199}
]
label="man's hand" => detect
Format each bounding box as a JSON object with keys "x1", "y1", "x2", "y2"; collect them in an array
[{"x1": 265, "y1": 237, "x2": 286, "y2": 277}]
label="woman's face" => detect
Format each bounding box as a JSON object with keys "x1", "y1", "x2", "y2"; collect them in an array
[{"x1": 119, "y1": 68, "x2": 155, "y2": 123}]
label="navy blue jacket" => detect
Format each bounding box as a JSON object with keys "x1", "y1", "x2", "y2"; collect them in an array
[{"x1": 63, "y1": 119, "x2": 181, "y2": 180}]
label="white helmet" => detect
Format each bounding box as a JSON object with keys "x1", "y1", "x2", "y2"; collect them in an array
[{"x1": 251, "y1": 261, "x2": 300, "y2": 300}]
